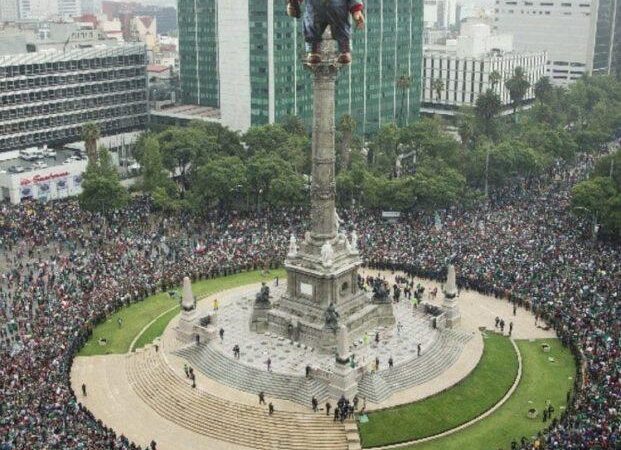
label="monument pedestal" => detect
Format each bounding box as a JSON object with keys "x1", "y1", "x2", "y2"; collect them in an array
[
  {"x1": 177, "y1": 310, "x2": 199, "y2": 342},
  {"x1": 328, "y1": 362, "x2": 359, "y2": 399},
  {"x1": 249, "y1": 305, "x2": 271, "y2": 333},
  {"x1": 442, "y1": 264, "x2": 461, "y2": 328},
  {"x1": 443, "y1": 298, "x2": 461, "y2": 327},
  {"x1": 267, "y1": 235, "x2": 392, "y2": 352},
  {"x1": 176, "y1": 276, "x2": 200, "y2": 342}
]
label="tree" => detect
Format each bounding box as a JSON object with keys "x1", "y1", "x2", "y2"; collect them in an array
[
  {"x1": 191, "y1": 156, "x2": 247, "y2": 210},
  {"x1": 367, "y1": 124, "x2": 400, "y2": 174},
  {"x1": 337, "y1": 114, "x2": 357, "y2": 172},
  {"x1": 79, "y1": 148, "x2": 129, "y2": 214},
  {"x1": 489, "y1": 71, "x2": 502, "y2": 91},
  {"x1": 268, "y1": 170, "x2": 307, "y2": 207},
  {"x1": 400, "y1": 118, "x2": 462, "y2": 170},
  {"x1": 534, "y1": 76, "x2": 553, "y2": 104},
  {"x1": 157, "y1": 126, "x2": 204, "y2": 191},
  {"x1": 505, "y1": 67, "x2": 531, "y2": 115},
  {"x1": 457, "y1": 109, "x2": 478, "y2": 149},
  {"x1": 140, "y1": 136, "x2": 173, "y2": 194},
  {"x1": 593, "y1": 149, "x2": 621, "y2": 190},
  {"x1": 475, "y1": 89, "x2": 502, "y2": 140},
  {"x1": 279, "y1": 115, "x2": 307, "y2": 136},
  {"x1": 246, "y1": 153, "x2": 289, "y2": 211},
  {"x1": 432, "y1": 78, "x2": 444, "y2": 102},
  {"x1": 521, "y1": 125, "x2": 578, "y2": 161},
  {"x1": 410, "y1": 162, "x2": 466, "y2": 210},
  {"x1": 243, "y1": 124, "x2": 309, "y2": 173},
  {"x1": 572, "y1": 176, "x2": 620, "y2": 237},
  {"x1": 396, "y1": 75, "x2": 412, "y2": 127},
  {"x1": 82, "y1": 122, "x2": 100, "y2": 163}
]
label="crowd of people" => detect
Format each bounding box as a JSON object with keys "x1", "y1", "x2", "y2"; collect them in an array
[{"x1": 0, "y1": 151, "x2": 618, "y2": 449}]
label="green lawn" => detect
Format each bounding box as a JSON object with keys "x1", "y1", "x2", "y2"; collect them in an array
[
  {"x1": 78, "y1": 269, "x2": 285, "y2": 356},
  {"x1": 404, "y1": 339, "x2": 575, "y2": 450},
  {"x1": 360, "y1": 333, "x2": 518, "y2": 447},
  {"x1": 133, "y1": 306, "x2": 180, "y2": 350}
]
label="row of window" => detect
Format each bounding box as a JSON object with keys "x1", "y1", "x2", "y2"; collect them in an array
[
  {"x1": 0, "y1": 92, "x2": 146, "y2": 122},
  {"x1": 0, "y1": 79, "x2": 146, "y2": 107},
  {"x1": 0, "y1": 54, "x2": 145, "y2": 79},
  {"x1": 0, "y1": 105, "x2": 147, "y2": 137},
  {"x1": 498, "y1": 0, "x2": 590, "y2": 5},
  {"x1": 0, "y1": 67, "x2": 144, "y2": 93},
  {"x1": 0, "y1": 115, "x2": 147, "y2": 151}
]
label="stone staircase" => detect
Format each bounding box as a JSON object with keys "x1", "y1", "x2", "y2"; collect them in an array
[
  {"x1": 441, "y1": 327, "x2": 475, "y2": 345},
  {"x1": 175, "y1": 343, "x2": 331, "y2": 406},
  {"x1": 359, "y1": 330, "x2": 473, "y2": 403},
  {"x1": 126, "y1": 348, "x2": 349, "y2": 450},
  {"x1": 357, "y1": 371, "x2": 393, "y2": 402}
]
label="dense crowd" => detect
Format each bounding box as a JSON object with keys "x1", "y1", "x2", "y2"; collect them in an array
[{"x1": 0, "y1": 152, "x2": 619, "y2": 449}]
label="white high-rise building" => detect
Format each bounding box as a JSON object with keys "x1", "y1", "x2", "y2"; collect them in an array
[
  {"x1": 57, "y1": 0, "x2": 79, "y2": 17},
  {"x1": 424, "y1": 0, "x2": 461, "y2": 28},
  {"x1": 422, "y1": 21, "x2": 547, "y2": 116},
  {"x1": 493, "y1": 0, "x2": 599, "y2": 84},
  {"x1": 0, "y1": 0, "x2": 19, "y2": 21},
  {"x1": 17, "y1": 0, "x2": 58, "y2": 19}
]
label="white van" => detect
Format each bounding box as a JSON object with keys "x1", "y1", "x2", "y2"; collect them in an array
[{"x1": 19, "y1": 148, "x2": 44, "y2": 161}]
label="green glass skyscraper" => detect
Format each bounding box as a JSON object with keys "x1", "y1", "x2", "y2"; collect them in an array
[
  {"x1": 178, "y1": 0, "x2": 423, "y2": 134},
  {"x1": 592, "y1": 0, "x2": 620, "y2": 77}
]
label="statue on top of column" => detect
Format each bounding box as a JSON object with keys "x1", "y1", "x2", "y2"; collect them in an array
[{"x1": 286, "y1": 0, "x2": 365, "y2": 65}]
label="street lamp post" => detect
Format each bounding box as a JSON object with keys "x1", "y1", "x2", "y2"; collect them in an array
[{"x1": 484, "y1": 147, "x2": 490, "y2": 203}]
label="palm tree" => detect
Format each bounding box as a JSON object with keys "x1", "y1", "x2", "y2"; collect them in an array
[
  {"x1": 337, "y1": 114, "x2": 357, "y2": 171},
  {"x1": 534, "y1": 76, "x2": 553, "y2": 104},
  {"x1": 82, "y1": 122, "x2": 100, "y2": 163},
  {"x1": 396, "y1": 75, "x2": 412, "y2": 127},
  {"x1": 431, "y1": 78, "x2": 444, "y2": 102},
  {"x1": 489, "y1": 70, "x2": 502, "y2": 92},
  {"x1": 505, "y1": 66, "x2": 531, "y2": 115},
  {"x1": 475, "y1": 89, "x2": 502, "y2": 140},
  {"x1": 457, "y1": 110, "x2": 477, "y2": 149}
]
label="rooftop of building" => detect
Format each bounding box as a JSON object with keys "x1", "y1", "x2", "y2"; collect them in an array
[
  {"x1": 0, "y1": 21, "x2": 128, "y2": 57},
  {"x1": 147, "y1": 64, "x2": 170, "y2": 73},
  {"x1": 150, "y1": 104, "x2": 221, "y2": 120},
  {"x1": 0, "y1": 41, "x2": 146, "y2": 66},
  {"x1": 0, "y1": 148, "x2": 81, "y2": 174}
]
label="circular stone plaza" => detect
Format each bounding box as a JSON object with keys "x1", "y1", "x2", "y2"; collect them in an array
[{"x1": 71, "y1": 270, "x2": 557, "y2": 450}]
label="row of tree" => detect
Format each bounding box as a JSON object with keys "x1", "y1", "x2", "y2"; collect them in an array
[{"x1": 78, "y1": 74, "x2": 621, "y2": 237}]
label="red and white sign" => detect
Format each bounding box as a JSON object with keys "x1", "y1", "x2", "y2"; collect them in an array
[{"x1": 20, "y1": 171, "x2": 70, "y2": 186}]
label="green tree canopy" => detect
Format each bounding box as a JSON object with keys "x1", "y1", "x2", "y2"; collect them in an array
[{"x1": 79, "y1": 147, "x2": 129, "y2": 214}]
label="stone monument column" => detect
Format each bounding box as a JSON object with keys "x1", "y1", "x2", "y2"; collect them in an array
[
  {"x1": 308, "y1": 58, "x2": 339, "y2": 243},
  {"x1": 442, "y1": 264, "x2": 461, "y2": 328},
  {"x1": 177, "y1": 276, "x2": 198, "y2": 340}
]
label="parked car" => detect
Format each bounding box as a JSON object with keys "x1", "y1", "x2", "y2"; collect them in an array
[
  {"x1": 32, "y1": 161, "x2": 48, "y2": 169},
  {"x1": 7, "y1": 165, "x2": 25, "y2": 173},
  {"x1": 63, "y1": 156, "x2": 80, "y2": 165}
]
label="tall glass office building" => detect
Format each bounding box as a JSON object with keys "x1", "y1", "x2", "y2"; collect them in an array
[
  {"x1": 178, "y1": 0, "x2": 423, "y2": 134},
  {"x1": 592, "y1": 0, "x2": 620, "y2": 76}
]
